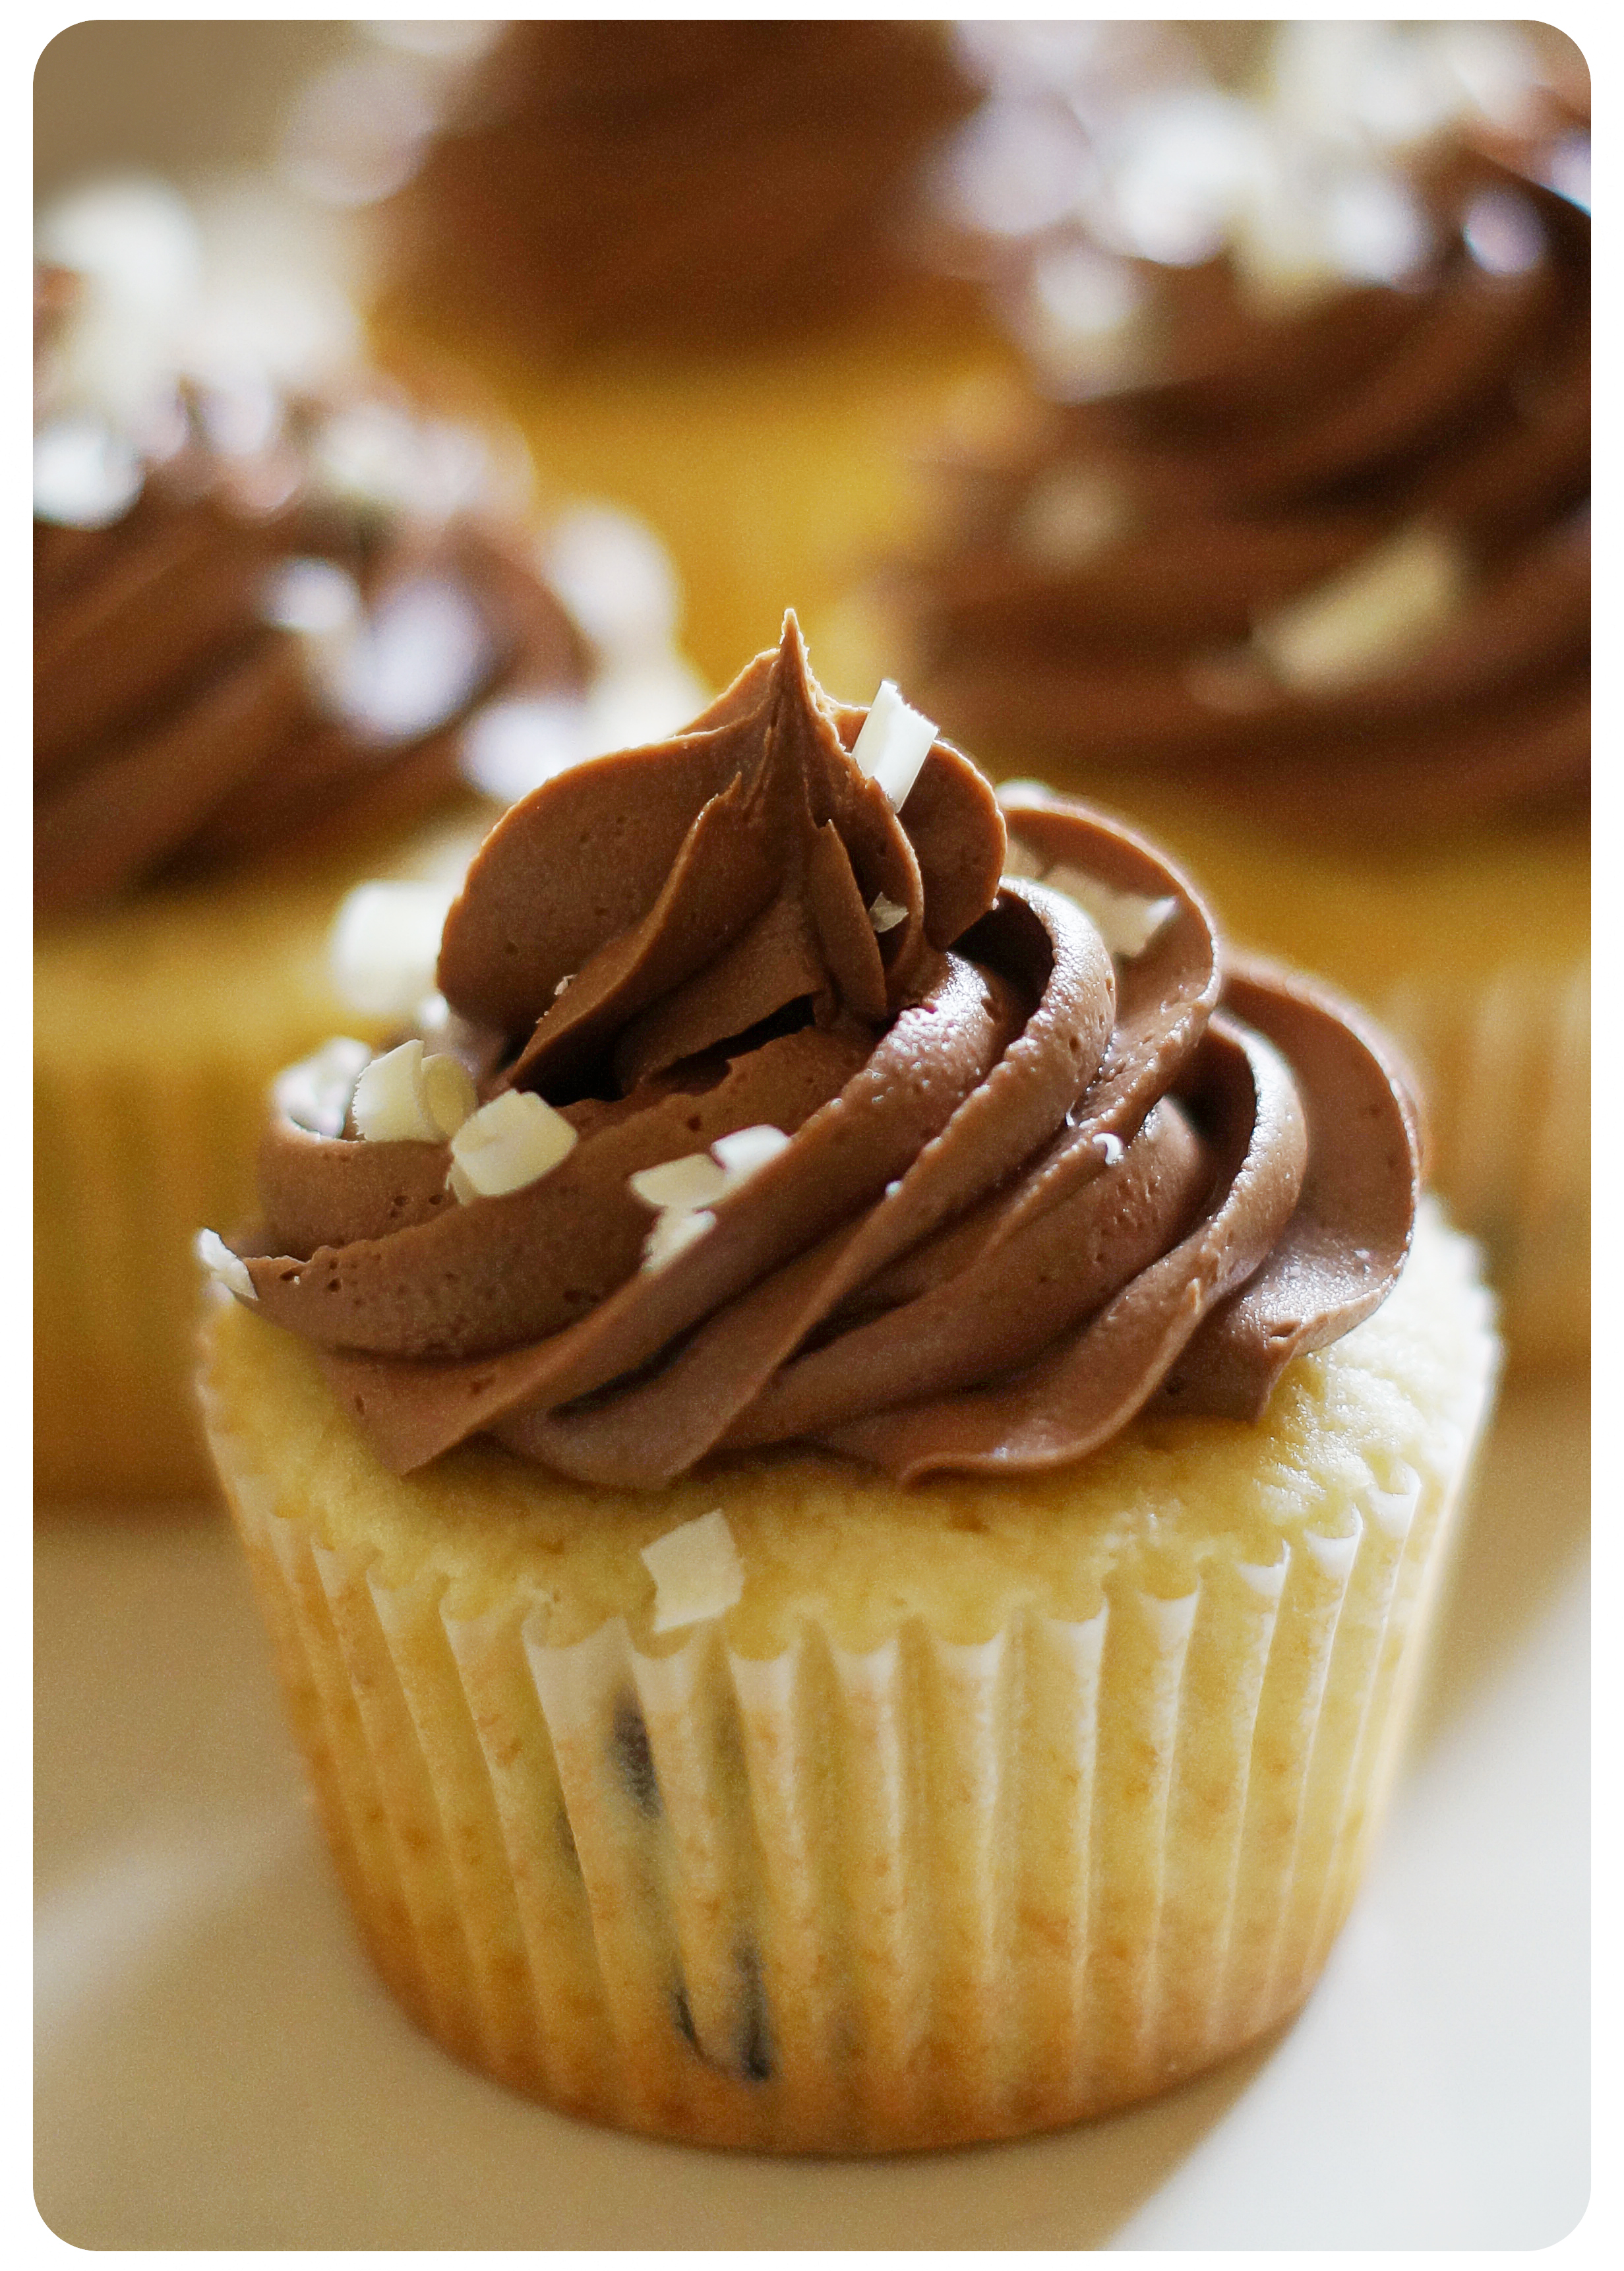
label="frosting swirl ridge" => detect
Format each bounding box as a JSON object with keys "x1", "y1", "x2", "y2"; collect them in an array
[{"x1": 224, "y1": 619, "x2": 1421, "y2": 1485}]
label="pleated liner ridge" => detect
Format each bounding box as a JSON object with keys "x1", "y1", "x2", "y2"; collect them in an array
[
  {"x1": 1378, "y1": 957, "x2": 1588, "y2": 1366},
  {"x1": 200, "y1": 1363, "x2": 1489, "y2": 2154}
]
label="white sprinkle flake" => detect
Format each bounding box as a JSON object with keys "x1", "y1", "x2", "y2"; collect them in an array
[
  {"x1": 272, "y1": 1035, "x2": 371, "y2": 1137},
  {"x1": 1094, "y1": 1131, "x2": 1125, "y2": 1167},
  {"x1": 1042, "y1": 864, "x2": 1178, "y2": 958},
  {"x1": 34, "y1": 415, "x2": 144, "y2": 529},
  {"x1": 262, "y1": 557, "x2": 364, "y2": 706},
  {"x1": 351, "y1": 1039, "x2": 477, "y2": 1144},
  {"x1": 421, "y1": 1052, "x2": 477, "y2": 1139},
  {"x1": 640, "y1": 1509, "x2": 745, "y2": 1633},
  {"x1": 630, "y1": 1153, "x2": 735, "y2": 1213},
  {"x1": 1251, "y1": 524, "x2": 1469, "y2": 692},
  {"x1": 641, "y1": 1207, "x2": 716, "y2": 1272},
  {"x1": 330, "y1": 880, "x2": 454, "y2": 1019},
  {"x1": 195, "y1": 1228, "x2": 256, "y2": 1303},
  {"x1": 868, "y1": 890, "x2": 908, "y2": 934},
  {"x1": 850, "y1": 680, "x2": 936, "y2": 811},
  {"x1": 448, "y1": 1089, "x2": 577, "y2": 1199},
  {"x1": 553, "y1": 973, "x2": 575, "y2": 998},
  {"x1": 631, "y1": 1127, "x2": 789, "y2": 1213},
  {"x1": 711, "y1": 1124, "x2": 791, "y2": 1181},
  {"x1": 1014, "y1": 463, "x2": 1126, "y2": 568},
  {"x1": 631, "y1": 1126, "x2": 789, "y2": 1267},
  {"x1": 352, "y1": 1039, "x2": 435, "y2": 1143}
]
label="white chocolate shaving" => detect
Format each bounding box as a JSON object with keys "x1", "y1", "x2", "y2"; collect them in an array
[
  {"x1": 33, "y1": 416, "x2": 144, "y2": 530},
  {"x1": 421, "y1": 1052, "x2": 477, "y2": 1139},
  {"x1": 272, "y1": 1035, "x2": 371, "y2": 1137},
  {"x1": 641, "y1": 1206, "x2": 716, "y2": 1272},
  {"x1": 640, "y1": 1509, "x2": 745, "y2": 1633},
  {"x1": 261, "y1": 557, "x2": 363, "y2": 705},
  {"x1": 1015, "y1": 464, "x2": 1128, "y2": 567},
  {"x1": 631, "y1": 1126, "x2": 790, "y2": 1214},
  {"x1": 868, "y1": 891, "x2": 908, "y2": 934},
  {"x1": 711, "y1": 1124, "x2": 791, "y2": 1181},
  {"x1": 1043, "y1": 865, "x2": 1178, "y2": 957},
  {"x1": 1251, "y1": 523, "x2": 1469, "y2": 692},
  {"x1": 448, "y1": 1089, "x2": 577, "y2": 1199},
  {"x1": 352, "y1": 1039, "x2": 438, "y2": 1143},
  {"x1": 629, "y1": 1153, "x2": 735, "y2": 1213},
  {"x1": 195, "y1": 1228, "x2": 256, "y2": 1303},
  {"x1": 850, "y1": 680, "x2": 936, "y2": 810},
  {"x1": 330, "y1": 880, "x2": 454, "y2": 1020}
]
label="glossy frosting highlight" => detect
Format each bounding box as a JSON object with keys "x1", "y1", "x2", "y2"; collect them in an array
[{"x1": 228, "y1": 622, "x2": 1422, "y2": 1486}]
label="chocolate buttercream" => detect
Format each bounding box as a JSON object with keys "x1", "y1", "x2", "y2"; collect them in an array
[
  {"x1": 892, "y1": 148, "x2": 1588, "y2": 839},
  {"x1": 376, "y1": 20, "x2": 980, "y2": 358},
  {"x1": 222, "y1": 620, "x2": 1421, "y2": 1486},
  {"x1": 34, "y1": 343, "x2": 589, "y2": 917}
]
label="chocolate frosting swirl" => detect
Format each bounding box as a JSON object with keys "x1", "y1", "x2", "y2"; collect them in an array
[
  {"x1": 34, "y1": 337, "x2": 588, "y2": 917},
  {"x1": 892, "y1": 149, "x2": 1588, "y2": 840},
  {"x1": 227, "y1": 619, "x2": 1422, "y2": 1486}
]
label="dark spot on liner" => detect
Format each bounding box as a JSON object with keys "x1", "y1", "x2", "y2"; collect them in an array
[
  {"x1": 672, "y1": 1982, "x2": 700, "y2": 2053},
  {"x1": 736, "y1": 1941, "x2": 774, "y2": 2084},
  {"x1": 611, "y1": 1693, "x2": 660, "y2": 1817}
]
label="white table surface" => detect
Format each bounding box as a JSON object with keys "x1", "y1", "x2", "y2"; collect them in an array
[{"x1": 34, "y1": 1372, "x2": 1589, "y2": 2251}]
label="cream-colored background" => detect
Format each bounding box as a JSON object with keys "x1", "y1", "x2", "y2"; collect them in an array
[{"x1": 34, "y1": 20, "x2": 351, "y2": 196}]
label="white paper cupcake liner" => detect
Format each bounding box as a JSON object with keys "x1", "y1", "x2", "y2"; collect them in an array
[
  {"x1": 1376, "y1": 959, "x2": 1587, "y2": 1365},
  {"x1": 204, "y1": 1342, "x2": 1493, "y2": 2154}
]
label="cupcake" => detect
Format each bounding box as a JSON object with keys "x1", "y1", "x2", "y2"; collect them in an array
[
  {"x1": 282, "y1": 20, "x2": 1007, "y2": 689},
  {"x1": 370, "y1": 18, "x2": 983, "y2": 361},
  {"x1": 34, "y1": 225, "x2": 700, "y2": 1501},
  {"x1": 197, "y1": 618, "x2": 1498, "y2": 2151},
  {"x1": 853, "y1": 138, "x2": 1588, "y2": 1367}
]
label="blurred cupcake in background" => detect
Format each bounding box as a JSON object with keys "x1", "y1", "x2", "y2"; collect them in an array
[
  {"x1": 278, "y1": 20, "x2": 1006, "y2": 687},
  {"x1": 921, "y1": 19, "x2": 1584, "y2": 397},
  {"x1": 34, "y1": 176, "x2": 702, "y2": 1500},
  {"x1": 359, "y1": 18, "x2": 984, "y2": 360},
  {"x1": 824, "y1": 20, "x2": 1588, "y2": 1367}
]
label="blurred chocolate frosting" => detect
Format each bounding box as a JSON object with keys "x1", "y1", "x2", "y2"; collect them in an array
[
  {"x1": 884, "y1": 141, "x2": 1588, "y2": 842},
  {"x1": 33, "y1": 220, "x2": 699, "y2": 918},
  {"x1": 35, "y1": 368, "x2": 586, "y2": 916},
  {"x1": 371, "y1": 19, "x2": 984, "y2": 358},
  {"x1": 226, "y1": 620, "x2": 1422, "y2": 1487}
]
